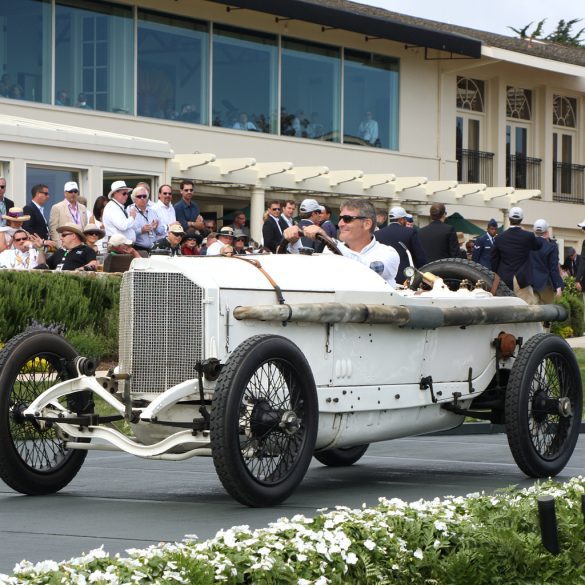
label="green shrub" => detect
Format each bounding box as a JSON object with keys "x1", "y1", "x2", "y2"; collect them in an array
[
  {"x1": 552, "y1": 278, "x2": 584, "y2": 337},
  {"x1": 0, "y1": 271, "x2": 121, "y2": 360}
]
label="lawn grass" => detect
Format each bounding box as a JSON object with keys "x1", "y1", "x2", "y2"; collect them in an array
[{"x1": 574, "y1": 348, "x2": 585, "y2": 388}]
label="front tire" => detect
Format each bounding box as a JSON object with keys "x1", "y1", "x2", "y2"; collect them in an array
[
  {"x1": 419, "y1": 258, "x2": 513, "y2": 296},
  {"x1": 0, "y1": 329, "x2": 89, "y2": 495},
  {"x1": 505, "y1": 334, "x2": 582, "y2": 477},
  {"x1": 210, "y1": 335, "x2": 318, "y2": 506},
  {"x1": 314, "y1": 444, "x2": 369, "y2": 467}
]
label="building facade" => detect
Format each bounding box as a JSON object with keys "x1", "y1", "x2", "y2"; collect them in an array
[{"x1": 0, "y1": 0, "x2": 584, "y2": 251}]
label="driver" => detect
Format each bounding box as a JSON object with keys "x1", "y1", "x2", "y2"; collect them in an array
[{"x1": 283, "y1": 198, "x2": 399, "y2": 287}]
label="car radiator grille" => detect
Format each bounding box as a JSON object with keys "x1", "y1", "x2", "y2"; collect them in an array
[{"x1": 119, "y1": 271, "x2": 204, "y2": 394}]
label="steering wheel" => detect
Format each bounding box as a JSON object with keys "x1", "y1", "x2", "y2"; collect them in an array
[
  {"x1": 276, "y1": 230, "x2": 342, "y2": 256},
  {"x1": 316, "y1": 232, "x2": 342, "y2": 255}
]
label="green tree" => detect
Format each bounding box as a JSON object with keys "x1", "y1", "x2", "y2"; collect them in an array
[{"x1": 508, "y1": 18, "x2": 584, "y2": 46}]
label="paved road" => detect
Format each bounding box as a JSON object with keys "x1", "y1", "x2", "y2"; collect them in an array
[{"x1": 2, "y1": 432, "x2": 585, "y2": 576}]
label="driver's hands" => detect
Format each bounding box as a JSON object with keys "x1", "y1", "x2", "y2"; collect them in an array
[
  {"x1": 302, "y1": 225, "x2": 325, "y2": 240},
  {"x1": 283, "y1": 225, "x2": 301, "y2": 243}
]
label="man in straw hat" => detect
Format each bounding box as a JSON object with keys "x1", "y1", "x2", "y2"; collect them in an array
[
  {"x1": 102, "y1": 180, "x2": 137, "y2": 243},
  {"x1": 40, "y1": 222, "x2": 97, "y2": 271},
  {"x1": 206, "y1": 226, "x2": 236, "y2": 256}
]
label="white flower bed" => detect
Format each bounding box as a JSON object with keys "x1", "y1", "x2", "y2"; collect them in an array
[{"x1": 2, "y1": 477, "x2": 585, "y2": 584}]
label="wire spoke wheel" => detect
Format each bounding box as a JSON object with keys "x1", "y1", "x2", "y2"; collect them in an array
[
  {"x1": 418, "y1": 258, "x2": 514, "y2": 296},
  {"x1": 211, "y1": 335, "x2": 318, "y2": 506},
  {"x1": 0, "y1": 330, "x2": 89, "y2": 495},
  {"x1": 505, "y1": 334, "x2": 582, "y2": 477}
]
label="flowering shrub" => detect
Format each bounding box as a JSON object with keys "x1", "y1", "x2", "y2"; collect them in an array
[{"x1": 3, "y1": 477, "x2": 585, "y2": 584}]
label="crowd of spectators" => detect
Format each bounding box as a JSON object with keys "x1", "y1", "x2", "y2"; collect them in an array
[{"x1": 0, "y1": 174, "x2": 580, "y2": 303}]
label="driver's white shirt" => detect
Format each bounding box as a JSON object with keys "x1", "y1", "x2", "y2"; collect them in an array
[{"x1": 289, "y1": 236, "x2": 399, "y2": 287}]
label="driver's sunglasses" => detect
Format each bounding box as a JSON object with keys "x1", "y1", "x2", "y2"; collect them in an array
[
  {"x1": 14, "y1": 236, "x2": 29, "y2": 242},
  {"x1": 339, "y1": 215, "x2": 367, "y2": 223}
]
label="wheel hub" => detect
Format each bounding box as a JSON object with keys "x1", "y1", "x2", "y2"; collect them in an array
[
  {"x1": 558, "y1": 397, "x2": 573, "y2": 417},
  {"x1": 249, "y1": 400, "x2": 279, "y2": 438},
  {"x1": 279, "y1": 410, "x2": 300, "y2": 435}
]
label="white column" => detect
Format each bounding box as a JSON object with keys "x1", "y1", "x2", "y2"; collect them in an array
[{"x1": 250, "y1": 187, "x2": 265, "y2": 244}]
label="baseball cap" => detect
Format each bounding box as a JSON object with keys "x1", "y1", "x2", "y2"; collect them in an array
[
  {"x1": 64, "y1": 181, "x2": 79, "y2": 192},
  {"x1": 508, "y1": 207, "x2": 524, "y2": 221},
  {"x1": 389, "y1": 206, "x2": 407, "y2": 220},
  {"x1": 487, "y1": 218, "x2": 498, "y2": 228},
  {"x1": 299, "y1": 198, "x2": 325, "y2": 214},
  {"x1": 533, "y1": 219, "x2": 548, "y2": 234},
  {"x1": 108, "y1": 233, "x2": 132, "y2": 246}
]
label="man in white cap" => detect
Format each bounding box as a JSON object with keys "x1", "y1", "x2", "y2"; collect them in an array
[
  {"x1": 102, "y1": 180, "x2": 137, "y2": 244},
  {"x1": 375, "y1": 206, "x2": 426, "y2": 285},
  {"x1": 491, "y1": 206, "x2": 542, "y2": 295},
  {"x1": 283, "y1": 198, "x2": 399, "y2": 287},
  {"x1": 297, "y1": 198, "x2": 326, "y2": 253},
  {"x1": 48, "y1": 181, "x2": 87, "y2": 246},
  {"x1": 529, "y1": 219, "x2": 563, "y2": 304}
]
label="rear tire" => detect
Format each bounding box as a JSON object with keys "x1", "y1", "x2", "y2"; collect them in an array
[
  {"x1": 314, "y1": 444, "x2": 369, "y2": 467},
  {"x1": 505, "y1": 334, "x2": 582, "y2": 477},
  {"x1": 0, "y1": 329, "x2": 89, "y2": 495},
  {"x1": 419, "y1": 258, "x2": 513, "y2": 296}
]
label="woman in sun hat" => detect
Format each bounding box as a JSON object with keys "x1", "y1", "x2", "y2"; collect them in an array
[{"x1": 0, "y1": 207, "x2": 31, "y2": 252}]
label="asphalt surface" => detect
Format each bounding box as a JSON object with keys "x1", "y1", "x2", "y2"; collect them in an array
[{"x1": 2, "y1": 433, "x2": 585, "y2": 576}]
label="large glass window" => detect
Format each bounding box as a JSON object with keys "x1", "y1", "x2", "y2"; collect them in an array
[
  {"x1": 55, "y1": 0, "x2": 133, "y2": 113},
  {"x1": 138, "y1": 11, "x2": 208, "y2": 123},
  {"x1": 0, "y1": 0, "x2": 51, "y2": 103},
  {"x1": 344, "y1": 50, "x2": 399, "y2": 150},
  {"x1": 213, "y1": 25, "x2": 277, "y2": 132},
  {"x1": 281, "y1": 38, "x2": 341, "y2": 141},
  {"x1": 26, "y1": 167, "x2": 79, "y2": 218}
]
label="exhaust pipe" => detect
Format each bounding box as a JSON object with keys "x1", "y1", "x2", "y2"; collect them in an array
[{"x1": 233, "y1": 302, "x2": 566, "y2": 329}]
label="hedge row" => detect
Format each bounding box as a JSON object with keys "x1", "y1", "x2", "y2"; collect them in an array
[{"x1": 0, "y1": 271, "x2": 121, "y2": 360}]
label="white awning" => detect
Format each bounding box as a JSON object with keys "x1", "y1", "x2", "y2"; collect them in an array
[{"x1": 170, "y1": 153, "x2": 541, "y2": 211}]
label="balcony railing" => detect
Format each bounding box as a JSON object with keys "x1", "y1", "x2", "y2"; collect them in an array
[
  {"x1": 456, "y1": 149, "x2": 494, "y2": 186},
  {"x1": 553, "y1": 162, "x2": 585, "y2": 204},
  {"x1": 506, "y1": 155, "x2": 541, "y2": 190}
]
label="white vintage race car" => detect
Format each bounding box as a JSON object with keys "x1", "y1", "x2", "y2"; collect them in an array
[{"x1": 0, "y1": 244, "x2": 581, "y2": 507}]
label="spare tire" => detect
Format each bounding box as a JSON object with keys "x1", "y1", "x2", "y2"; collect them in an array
[{"x1": 418, "y1": 258, "x2": 514, "y2": 297}]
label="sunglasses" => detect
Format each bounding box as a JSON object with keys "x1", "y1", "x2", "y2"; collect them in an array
[
  {"x1": 161, "y1": 191, "x2": 172, "y2": 195},
  {"x1": 14, "y1": 237, "x2": 29, "y2": 242},
  {"x1": 41, "y1": 191, "x2": 49, "y2": 195},
  {"x1": 0, "y1": 185, "x2": 6, "y2": 189},
  {"x1": 339, "y1": 215, "x2": 367, "y2": 223},
  {"x1": 60, "y1": 232, "x2": 74, "y2": 238},
  {"x1": 135, "y1": 195, "x2": 148, "y2": 199},
  {"x1": 183, "y1": 189, "x2": 194, "y2": 192},
  {"x1": 85, "y1": 232, "x2": 101, "y2": 237},
  {"x1": 66, "y1": 189, "x2": 79, "y2": 193},
  {"x1": 271, "y1": 208, "x2": 281, "y2": 211}
]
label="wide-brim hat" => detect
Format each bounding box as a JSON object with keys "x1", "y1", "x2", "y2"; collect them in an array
[
  {"x1": 108, "y1": 180, "x2": 132, "y2": 199},
  {"x1": 83, "y1": 223, "x2": 106, "y2": 239},
  {"x1": 2, "y1": 207, "x2": 30, "y2": 222},
  {"x1": 57, "y1": 222, "x2": 86, "y2": 242},
  {"x1": 218, "y1": 226, "x2": 235, "y2": 239}
]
